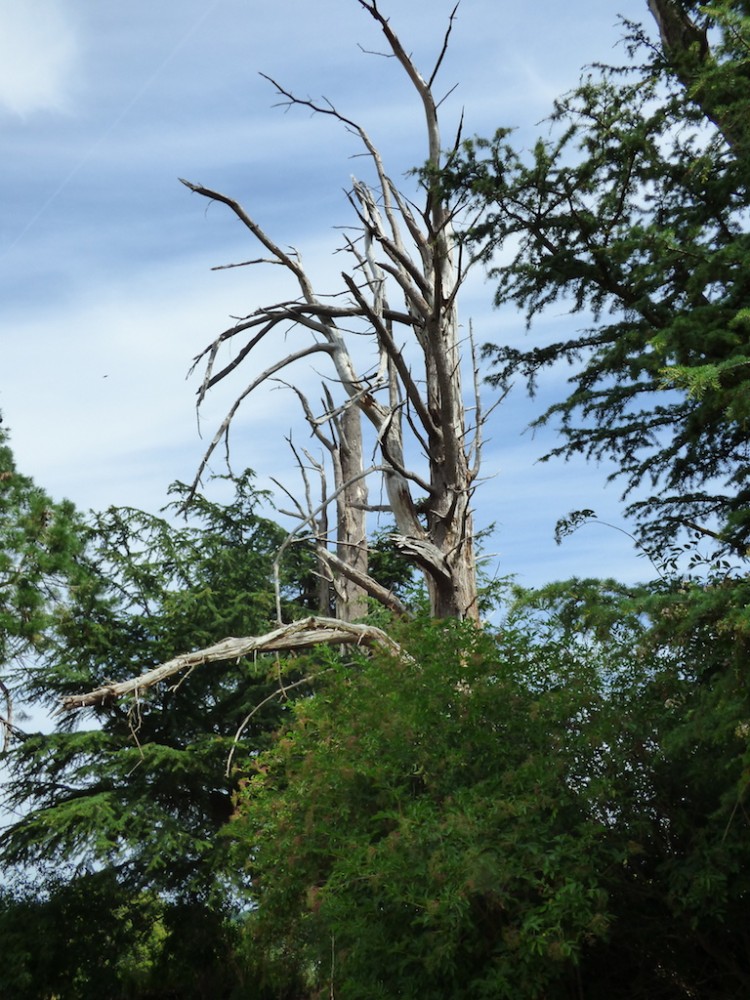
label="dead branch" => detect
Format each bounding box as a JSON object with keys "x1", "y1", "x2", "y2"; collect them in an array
[
  {"x1": 355, "y1": 0, "x2": 441, "y2": 164},
  {"x1": 390, "y1": 534, "x2": 452, "y2": 586},
  {"x1": 321, "y1": 549, "x2": 409, "y2": 618},
  {"x1": 188, "y1": 342, "x2": 336, "y2": 498},
  {"x1": 340, "y1": 272, "x2": 435, "y2": 433},
  {"x1": 60, "y1": 617, "x2": 405, "y2": 712},
  {"x1": 272, "y1": 464, "x2": 388, "y2": 622},
  {"x1": 180, "y1": 179, "x2": 315, "y2": 296},
  {"x1": 427, "y1": 2, "x2": 460, "y2": 89},
  {"x1": 225, "y1": 671, "x2": 322, "y2": 777}
]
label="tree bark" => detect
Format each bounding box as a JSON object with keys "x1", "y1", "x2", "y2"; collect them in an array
[{"x1": 333, "y1": 405, "x2": 369, "y2": 621}]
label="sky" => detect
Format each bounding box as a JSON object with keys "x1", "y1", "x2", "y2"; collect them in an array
[{"x1": 1, "y1": 0, "x2": 658, "y2": 591}]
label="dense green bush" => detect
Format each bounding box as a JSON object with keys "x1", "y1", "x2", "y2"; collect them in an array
[{"x1": 231, "y1": 588, "x2": 750, "y2": 999}]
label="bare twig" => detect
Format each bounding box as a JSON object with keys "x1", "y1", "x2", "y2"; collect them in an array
[
  {"x1": 272, "y1": 465, "x2": 388, "y2": 623},
  {"x1": 225, "y1": 671, "x2": 321, "y2": 777}
]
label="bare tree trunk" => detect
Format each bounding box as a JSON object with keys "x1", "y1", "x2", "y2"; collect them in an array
[
  {"x1": 333, "y1": 405, "x2": 369, "y2": 621},
  {"x1": 314, "y1": 471, "x2": 332, "y2": 616}
]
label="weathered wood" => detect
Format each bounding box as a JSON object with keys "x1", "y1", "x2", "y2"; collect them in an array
[{"x1": 60, "y1": 617, "x2": 405, "y2": 711}]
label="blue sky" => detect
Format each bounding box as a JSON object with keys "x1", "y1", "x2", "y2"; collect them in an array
[{"x1": 1, "y1": 0, "x2": 656, "y2": 589}]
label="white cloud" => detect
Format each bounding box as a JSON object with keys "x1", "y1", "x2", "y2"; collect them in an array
[{"x1": 0, "y1": 0, "x2": 78, "y2": 116}]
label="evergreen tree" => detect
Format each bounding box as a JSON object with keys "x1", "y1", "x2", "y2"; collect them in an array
[
  {"x1": 1, "y1": 473, "x2": 314, "y2": 898},
  {"x1": 0, "y1": 414, "x2": 84, "y2": 744},
  {"x1": 443, "y1": 1, "x2": 750, "y2": 561},
  {"x1": 0, "y1": 472, "x2": 326, "y2": 996},
  {"x1": 0, "y1": 866, "x2": 253, "y2": 999}
]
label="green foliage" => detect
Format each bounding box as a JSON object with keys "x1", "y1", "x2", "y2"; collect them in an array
[
  {"x1": 0, "y1": 869, "x2": 250, "y2": 999},
  {"x1": 0, "y1": 472, "x2": 314, "y2": 899},
  {"x1": 444, "y1": 2, "x2": 750, "y2": 562},
  {"x1": 513, "y1": 574, "x2": 750, "y2": 998},
  {"x1": 230, "y1": 615, "x2": 612, "y2": 998},
  {"x1": 0, "y1": 870, "x2": 163, "y2": 1000},
  {"x1": 1, "y1": 470, "x2": 370, "y2": 998},
  {"x1": 0, "y1": 469, "x2": 433, "y2": 998},
  {"x1": 0, "y1": 415, "x2": 85, "y2": 673},
  {"x1": 228, "y1": 589, "x2": 750, "y2": 999},
  {"x1": 3, "y1": 459, "x2": 747, "y2": 997}
]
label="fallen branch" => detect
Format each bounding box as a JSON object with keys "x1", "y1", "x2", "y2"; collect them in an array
[{"x1": 60, "y1": 617, "x2": 405, "y2": 712}]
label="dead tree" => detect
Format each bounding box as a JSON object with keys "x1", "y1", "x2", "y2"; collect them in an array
[
  {"x1": 182, "y1": 0, "x2": 487, "y2": 624},
  {"x1": 60, "y1": 3, "x2": 502, "y2": 723}
]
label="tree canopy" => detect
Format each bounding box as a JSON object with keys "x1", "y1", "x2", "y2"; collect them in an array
[
  {"x1": 443, "y1": 0, "x2": 750, "y2": 563},
  {"x1": 1, "y1": 473, "x2": 319, "y2": 895},
  {"x1": 3, "y1": 3, "x2": 750, "y2": 998},
  {"x1": 0, "y1": 472, "x2": 326, "y2": 998},
  {"x1": 226, "y1": 584, "x2": 750, "y2": 999}
]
